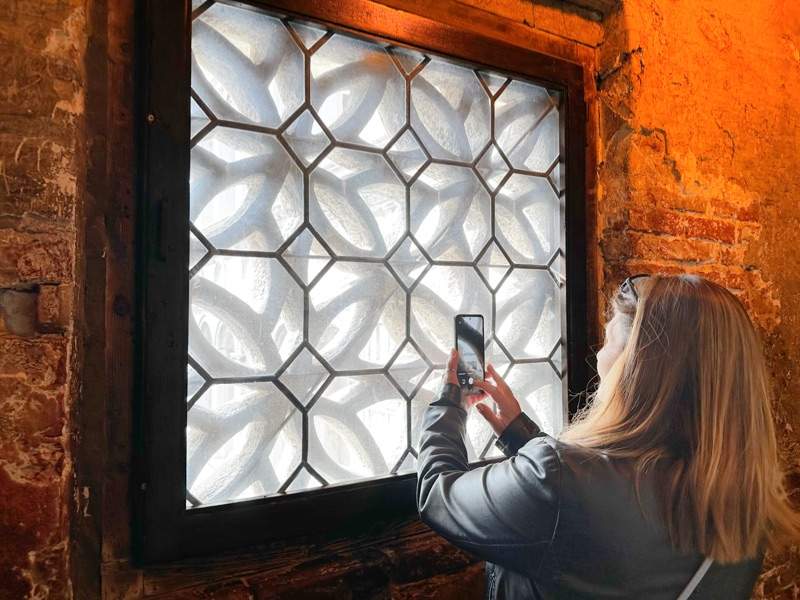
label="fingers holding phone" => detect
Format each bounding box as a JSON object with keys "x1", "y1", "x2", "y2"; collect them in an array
[
  {"x1": 450, "y1": 314, "x2": 523, "y2": 432},
  {"x1": 443, "y1": 348, "x2": 459, "y2": 386},
  {"x1": 474, "y1": 364, "x2": 522, "y2": 436}
]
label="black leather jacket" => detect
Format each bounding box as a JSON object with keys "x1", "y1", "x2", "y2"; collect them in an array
[{"x1": 416, "y1": 384, "x2": 762, "y2": 599}]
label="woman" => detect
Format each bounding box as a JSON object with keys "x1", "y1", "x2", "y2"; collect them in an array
[{"x1": 417, "y1": 274, "x2": 799, "y2": 599}]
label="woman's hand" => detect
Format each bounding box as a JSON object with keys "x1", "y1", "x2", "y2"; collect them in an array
[
  {"x1": 441, "y1": 349, "x2": 485, "y2": 410},
  {"x1": 473, "y1": 364, "x2": 522, "y2": 436},
  {"x1": 443, "y1": 348, "x2": 460, "y2": 387},
  {"x1": 441, "y1": 349, "x2": 472, "y2": 408}
]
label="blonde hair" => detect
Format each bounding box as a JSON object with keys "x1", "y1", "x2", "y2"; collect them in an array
[{"x1": 562, "y1": 274, "x2": 799, "y2": 563}]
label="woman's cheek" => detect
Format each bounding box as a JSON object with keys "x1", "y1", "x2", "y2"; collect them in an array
[
  {"x1": 597, "y1": 346, "x2": 611, "y2": 379},
  {"x1": 597, "y1": 340, "x2": 623, "y2": 380}
]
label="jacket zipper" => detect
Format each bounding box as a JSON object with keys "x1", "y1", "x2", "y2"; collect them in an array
[{"x1": 488, "y1": 563, "x2": 497, "y2": 599}]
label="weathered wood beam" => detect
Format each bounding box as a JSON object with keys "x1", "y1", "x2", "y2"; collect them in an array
[{"x1": 557, "y1": 0, "x2": 620, "y2": 18}]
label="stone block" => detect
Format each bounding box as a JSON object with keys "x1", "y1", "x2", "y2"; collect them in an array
[
  {"x1": 627, "y1": 207, "x2": 737, "y2": 244},
  {"x1": 0, "y1": 334, "x2": 67, "y2": 389},
  {"x1": 626, "y1": 231, "x2": 721, "y2": 263},
  {"x1": 0, "y1": 229, "x2": 73, "y2": 286}
]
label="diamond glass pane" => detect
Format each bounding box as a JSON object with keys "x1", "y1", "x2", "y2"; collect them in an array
[
  {"x1": 280, "y1": 347, "x2": 330, "y2": 406},
  {"x1": 283, "y1": 109, "x2": 331, "y2": 167},
  {"x1": 387, "y1": 129, "x2": 427, "y2": 181},
  {"x1": 187, "y1": 1, "x2": 568, "y2": 508},
  {"x1": 287, "y1": 21, "x2": 327, "y2": 51}
]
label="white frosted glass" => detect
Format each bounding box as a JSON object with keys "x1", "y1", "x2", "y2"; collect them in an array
[
  {"x1": 187, "y1": 382, "x2": 301, "y2": 505},
  {"x1": 310, "y1": 148, "x2": 405, "y2": 258},
  {"x1": 411, "y1": 58, "x2": 490, "y2": 161},
  {"x1": 495, "y1": 174, "x2": 560, "y2": 265},
  {"x1": 495, "y1": 269, "x2": 560, "y2": 359},
  {"x1": 187, "y1": 1, "x2": 565, "y2": 507},
  {"x1": 191, "y1": 128, "x2": 303, "y2": 252},
  {"x1": 495, "y1": 80, "x2": 559, "y2": 172},
  {"x1": 192, "y1": 4, "x2": 303, "y2": 127},
  {"x1": 189, "y1": 256, "x2": 303, "y2": 377},
  {"x1": 311, "y1": 35, "x2": 405, "y2": 148},
  {"x1": 308, "y1": 262, "x2": 405, "y2": 371},
  {"x1": 308, "y1": 375, "x2": 406, "y2": 483},
  {"x1": 411, "y1": 164, "x2": 491, "y2": 262}
]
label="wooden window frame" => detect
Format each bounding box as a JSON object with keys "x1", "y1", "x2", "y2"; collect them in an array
[{"x1": 136, "y1": 0, "x2": 590, "y2": 563}]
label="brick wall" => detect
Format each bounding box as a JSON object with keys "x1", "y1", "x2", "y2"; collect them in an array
[
  {"x1": 597, "y1": 2, "x2": 800, "y2": 596},
  {"x1": 0, "y1": 0, "x2": 84, "y2": 597},
  {"x1": 1, "y1": 0, "x2": 798, "y2": 598}
]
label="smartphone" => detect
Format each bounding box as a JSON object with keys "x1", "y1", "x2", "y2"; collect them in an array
[{"x1": 454, "y1": 314, "x2": 485, "y2": 394}]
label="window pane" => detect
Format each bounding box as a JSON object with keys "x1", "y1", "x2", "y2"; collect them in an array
[{"x1": 187, "y1": 2, "x2": 567, "y2": 508}]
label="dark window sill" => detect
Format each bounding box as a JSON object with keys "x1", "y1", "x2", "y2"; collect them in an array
[{"x1": 133, "y1": 518, "x2": 482, "y2": 597}]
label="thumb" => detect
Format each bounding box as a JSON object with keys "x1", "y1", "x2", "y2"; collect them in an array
[{"x1": 475, "y1": 403, "x2": 503, "y2": 435}]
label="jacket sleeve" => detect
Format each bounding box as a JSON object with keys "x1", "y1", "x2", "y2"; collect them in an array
[
  {"x1": 495, "y1": 412, "x2": 544, "y2": 457},
  {"x1": 416, "y1": 398, "x2": 561, "y2": 576}
]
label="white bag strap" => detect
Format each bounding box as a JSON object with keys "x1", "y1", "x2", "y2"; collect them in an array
[{"x1": 676, "y1": 556, "x2": 714, "y2": 600}]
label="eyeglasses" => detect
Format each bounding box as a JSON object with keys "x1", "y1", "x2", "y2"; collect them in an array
[{"x1": 619, "y1": 273, "x2": 649, "y2": 301}]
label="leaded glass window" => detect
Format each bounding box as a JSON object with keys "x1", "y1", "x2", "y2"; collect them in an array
[{"x1": 186, "y1": 1, "x2": 567, "y2": 508}]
